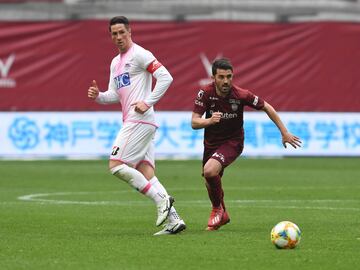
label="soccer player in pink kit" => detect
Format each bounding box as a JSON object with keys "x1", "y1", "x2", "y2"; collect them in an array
[
  {"x1": 88, "y1": 16, "x2": 185, "y2": 235},
  {"x1": 192, "y1": 58, "x2": 301, "y2": 231}
]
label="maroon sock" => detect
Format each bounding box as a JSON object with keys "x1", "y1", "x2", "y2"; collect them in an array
[
  {"x1": 221, "y1": 189, "x2": 226, "y2": 211},
  {"x1": 205, "y1": 181, "x2": 217, "y2": 207},
  {"x1": 205, "y1": 175, "x2": 223, "y2": 208}
]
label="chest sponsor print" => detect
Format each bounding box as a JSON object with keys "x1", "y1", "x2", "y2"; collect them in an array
[{"x1": 114, "y1": 72, "x2": 131, "y2": 90}]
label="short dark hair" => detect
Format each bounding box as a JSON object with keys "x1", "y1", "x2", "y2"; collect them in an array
[
  {"x1": 109, "y1": 16, "x2": 130, "y2": 32},
  {"x1": 212, "y1": 58, "x2": 233, "y2": 76}
]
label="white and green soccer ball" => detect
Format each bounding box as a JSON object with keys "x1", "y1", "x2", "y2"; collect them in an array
[{"x1": 271, "y1": 221, "x2": 301, "y2": 249}]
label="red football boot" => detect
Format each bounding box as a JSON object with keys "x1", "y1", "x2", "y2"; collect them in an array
[
  {"x1": 206, "y1": 207, "x2": 224, "y2": 230},
  {"x1": 221, "y1": 211, "x2": 230, "y2": 226},
  {"x1": 206, "y1": 209, "x2": 230, "y2": 231}
]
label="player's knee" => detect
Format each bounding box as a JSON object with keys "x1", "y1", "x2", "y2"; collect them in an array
[
  {"x1": 203, "y1": 167, "x2": 218, "y2": 178},
  {"x1": 109, "y1": 160, "x2": 122, "y2": 170},
  {"x1": 109, "y1": 160, "x2": 125, "y2": 176},
  {"x1": 203, "y1": 158, "x2": 222, "y2": 178}
]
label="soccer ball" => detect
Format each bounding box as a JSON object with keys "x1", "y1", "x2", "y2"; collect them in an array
[{"x1": 271, "y1": 221, "x2": 301, "y2": 249}]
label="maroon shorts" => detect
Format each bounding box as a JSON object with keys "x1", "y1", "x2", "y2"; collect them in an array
[{"x1": 202, "y1": 140, "x2": 244, "y2": 175}]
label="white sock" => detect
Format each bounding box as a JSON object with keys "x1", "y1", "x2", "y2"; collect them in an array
[
  {"x1": 150, "y1": 176, "x2": 181, "y2": 222},
  {"x1": 111, "y1": 164, "x2": 165, "y2": 204}
]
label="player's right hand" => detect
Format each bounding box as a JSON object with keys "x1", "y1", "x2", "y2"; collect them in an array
[
  {"x1": 88, "y1": 80, "x2": 99, "y2": 99},
  {"x1": 210, "y1": 111, "x2": 222, "y2": 125},
  {"x1": 282, "y1": 132, "x2": 302, "y2": 149}
]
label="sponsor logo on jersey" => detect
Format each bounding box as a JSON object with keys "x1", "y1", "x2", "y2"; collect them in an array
[
  {"x1": 209, "y1": 96, "x2": 218, "y2": 100},
  {"x1": 195, "y1": 99, "x2": 204, "y2": 107},
  {"x1": 0, "y1": 53, "x2": 16, "y2": 88},
  {"x1": 209, "y1": 110, "x2": 238, "y2": 119},
  {"x1": 197, "y1": 89, "x2": 204, "y2": 99},
  {"x1": 114, "y1": 72, "x2": 130, "y2": 89},
  {"x1": 212, "y1": 152, "x2": 225, "y2": 163},
  {"x1": 124, "y1": 63, "x2": 131, "y2": 71},
  {"x1": 253, "y1": 96, "x2": 259, "y2": 106}
]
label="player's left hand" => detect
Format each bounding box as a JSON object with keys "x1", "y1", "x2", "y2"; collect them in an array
[
  {"x1": 131, "y1": 101, "x2": 150, "y2": 114},
  {"x1": 282, "y1": 132, "x2": 302, "y2": 149}
]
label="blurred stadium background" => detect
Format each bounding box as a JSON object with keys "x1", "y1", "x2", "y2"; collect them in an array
[{"x1": 1, "y1": 0, "x2": 360, "y2": 158}]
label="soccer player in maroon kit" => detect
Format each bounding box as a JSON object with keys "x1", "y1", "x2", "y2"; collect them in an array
[{"x1": 191, "y1": 58, "x2": 302, "y2": 231}]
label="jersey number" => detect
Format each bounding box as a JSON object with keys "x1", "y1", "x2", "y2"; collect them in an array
[{"x1": 111, "y1": 147, "x2": 120, "y2": 156}]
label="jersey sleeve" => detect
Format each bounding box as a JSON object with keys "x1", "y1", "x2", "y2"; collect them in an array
[
  {"x1": 107, "y1": 59, "x2": 117, "y2": 92},
  {"x1": 143, "y1": 65, "x2": 173, "y2": 107},
  {"x1": 136, "y1": 48, "x2": 163, "y2": 74},
  {"x1": 243, "y1": 89, "x2": 265, "y2": 110},
  {"x1": 193, "y1": 89, "x2": 207, "y2": 115}
]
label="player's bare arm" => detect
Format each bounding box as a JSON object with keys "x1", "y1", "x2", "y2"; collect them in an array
[
  {"x1": 191, "y1": 111, "x2": 222, "y2": 129},
  {"x1": 262, "y1": 102, "x2": 302, "y2": 149},
  {"x1": 87, "y1": 80, "x2": 99, "y2": 99}
]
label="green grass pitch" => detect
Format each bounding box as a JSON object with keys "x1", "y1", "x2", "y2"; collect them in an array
[{"x1": 0, "y1": 158, "x2": 359, "y2": 270}]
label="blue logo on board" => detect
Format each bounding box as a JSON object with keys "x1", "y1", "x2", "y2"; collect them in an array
[
  {"x1": 114, "y1": 72, "x2": 130, "y2": 89},
  {"x1": 8, "y1": 117, "x2": 40, "y2": 150}
]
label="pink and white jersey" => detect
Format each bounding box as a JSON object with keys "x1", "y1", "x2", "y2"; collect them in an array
[{"x1": 105, "y1": 43, "x2": 165, "y2": 125}]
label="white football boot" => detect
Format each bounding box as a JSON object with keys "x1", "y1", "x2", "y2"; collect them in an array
[
  {"x1": 154, "y1": 219, "x2": 186, "y2": 236},
  {"x1": 156, "y1": 195, "x2": 174, "y2": 226}
]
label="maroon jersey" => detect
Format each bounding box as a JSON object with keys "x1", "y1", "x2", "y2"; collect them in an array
[{"x1": 193, "y1": 82, "x2": 265, "y2": 147}]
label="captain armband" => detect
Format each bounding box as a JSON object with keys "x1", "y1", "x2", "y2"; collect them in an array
[{"x1": 146, "y1": 59, "x2": 163, "y2": 74}]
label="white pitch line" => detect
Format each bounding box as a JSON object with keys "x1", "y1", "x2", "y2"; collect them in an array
[
  {"x1": 17, "y1": 191, "x2": 360, "y2": 203},
  {"x1": 3, "y1": 200, "x2": 360, "y2": 212},
  {"x1": 13, "y1": 191, "x2": 360, "y2": 211}
]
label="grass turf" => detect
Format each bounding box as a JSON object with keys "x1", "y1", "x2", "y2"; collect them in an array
[{"x1": 0, "y1": 158, "x2": 359, "y2": 270}]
